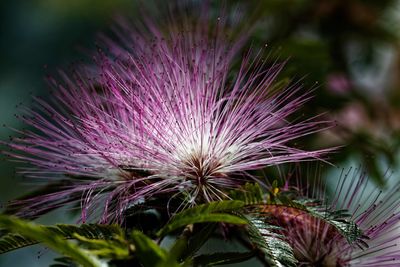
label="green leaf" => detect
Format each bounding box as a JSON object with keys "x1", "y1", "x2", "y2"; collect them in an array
[
  {"x1": 73, "y1": 233, "x2": 130, "y2": 260},
  {"x1": 181, "y1": 223, "x2": 218, "y2": 260},
  {"x1": 166, "y1": 225, "x2": 192, "y2": 263},
  {"x1": 130, "y1": 230, "x2": 182, "y2": 267},
  {"x1": 294, "y1": 199, "x2": 364, "y2": 244},
  {"x1": 157, "y1": 201, "x2": 247, "y2": 237},
  {"x1": 193, "y1": 251, "x2": 255, "y2": 266},
  {"x1": 0, "y1": 222, "x2": 123, "y2": 254},
  {"x1": 245, "y1": 216, "x2": 298, "y2": 267},
  {"x1": 0, "y1": 215, "x2": 104, "y2": 267},
  {"x1": 269, "y1": 192, "x2": 365, "y2": 245},
  {"x1": 130, "y1": 229, "x2": 194, "y2": 267},
  {"x1": 230, "y1": 183, "x2": 265, "y2": 205},
  {"x1": 0, "y1": 232, "x2": 37, "y2": 254},
  {"x1": 159, "y1": 214, "x2": 246, "y2": 237},
  {"x1": 50, "y1": 257, "x2": 79, "y2": 267}
]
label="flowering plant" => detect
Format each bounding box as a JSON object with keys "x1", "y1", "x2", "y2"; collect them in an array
[{"x1": 1, "y1": 2, "x2": 400, "y2": 267}]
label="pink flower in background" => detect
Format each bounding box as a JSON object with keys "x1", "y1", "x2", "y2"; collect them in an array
[
  {"x1": 3, "y1": 12, "x2": 333, "y2": 223},
  {"x1": 327, "y1": 73, "x2": 352, "y2": 95},
  {"x1": 270, "y1": 168, "x2": 400, "y2": 266}
]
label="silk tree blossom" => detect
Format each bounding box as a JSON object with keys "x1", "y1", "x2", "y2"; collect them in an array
[
  {"x1": 3, "y1": 12, "x2": 332, "y2": 223},
  {"x1": 268, "y1": 168, "x2": 400, "y2": 266}
]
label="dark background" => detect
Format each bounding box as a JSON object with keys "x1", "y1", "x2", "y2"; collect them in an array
[{"x1": 1, "y1": 0, "x2": 400, "y2": 266}]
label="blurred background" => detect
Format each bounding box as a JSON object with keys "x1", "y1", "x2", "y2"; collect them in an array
[{"x1": 1, "y1": 0, "x2": 400, "y2": 266}]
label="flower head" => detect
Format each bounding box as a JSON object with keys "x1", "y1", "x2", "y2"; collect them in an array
[
  {"x1": 4, "y1": 8, "x2": 332, "y2": 222},
  {"x1": 268, "y1": 168, "x2": 400, "y2": 266}
]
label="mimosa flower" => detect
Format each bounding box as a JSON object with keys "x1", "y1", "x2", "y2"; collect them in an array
[
  {"x1": 3, "y1": 10, "x2": 332, "y2": 223},
  {"x1": 267, "y1": 168, "x2": 400, "y2": 266}
]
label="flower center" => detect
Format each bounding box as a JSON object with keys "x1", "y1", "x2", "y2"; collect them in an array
[
  {"x1": 183, "y1": 154, "x2": 220, "y2": 186},
  {"x1": 180, "y1": 152, "x2": 231, "y2": 202}
]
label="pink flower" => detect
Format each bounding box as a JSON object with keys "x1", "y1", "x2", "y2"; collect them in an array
[
  {"x1": 327, "y1": 73, "x2": 352, "y2": 95},
  {"x1": 271, "y1": 168, "x2": 400, "y2": 266},
  {"x1": 3, "y1": 11, "x2": 332, "y2": 223}
]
